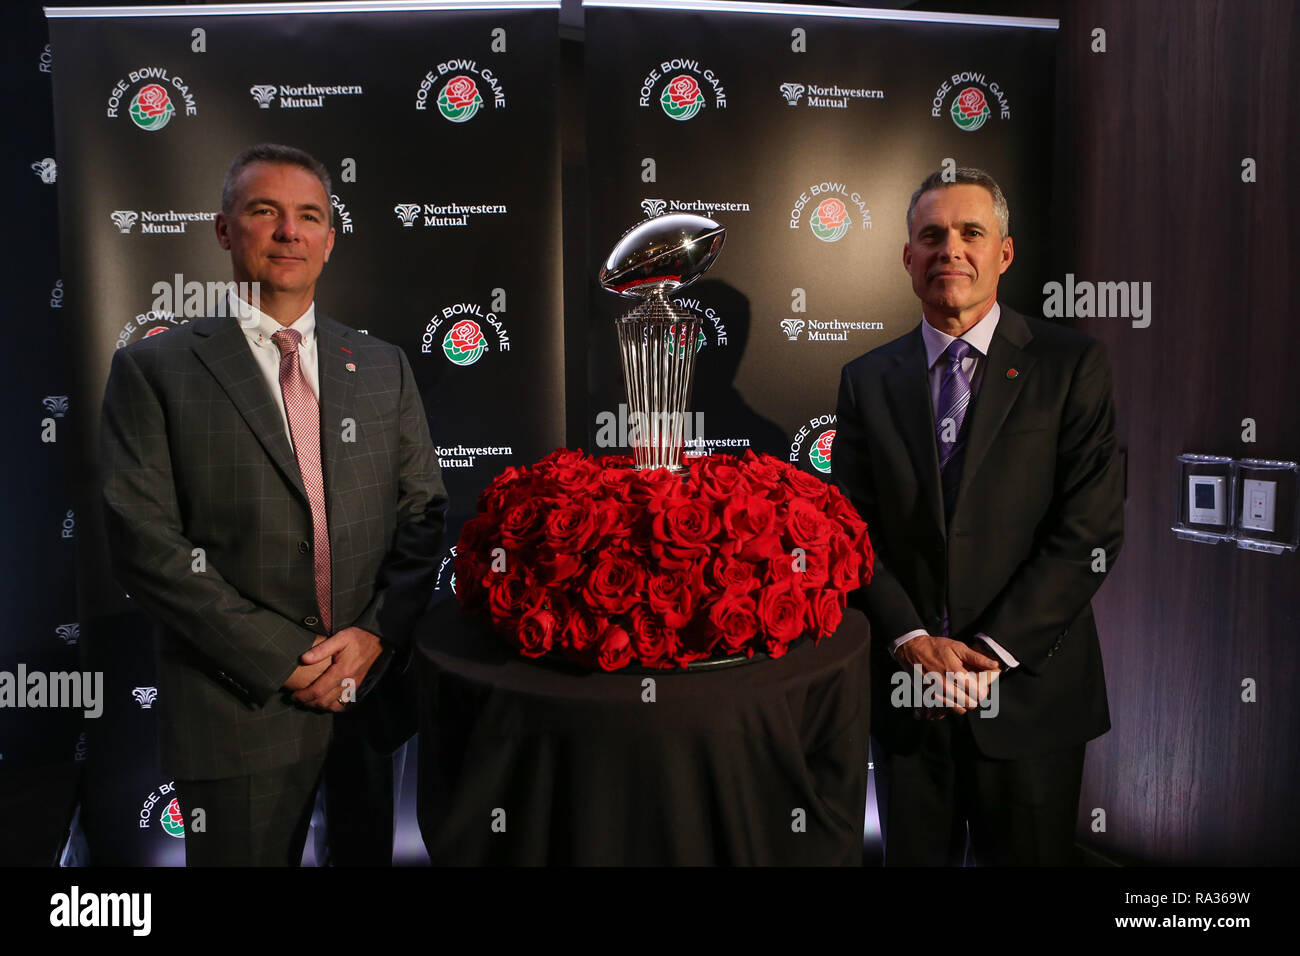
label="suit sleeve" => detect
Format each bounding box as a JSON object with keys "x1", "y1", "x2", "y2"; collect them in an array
[
  {"x1": 100, "y1": 346, "x2": 318, "y2": 706},
  {"x1": 834, "y1": 364, "x2": 928, "y2": 641},
  {"x1": 349, "y1": 347, "x2": 448, "y2": 662},
  {"x1": 978, "y1": 340, "x2": 1124, "y2": 671}
]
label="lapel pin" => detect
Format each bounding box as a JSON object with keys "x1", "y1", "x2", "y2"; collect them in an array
[
  {"x1": 345, "y1": 362, "x2": 356, "y2": 373},
  {"x1": 1006, "y1": 368, "x2": 1019, "y2": 380}
]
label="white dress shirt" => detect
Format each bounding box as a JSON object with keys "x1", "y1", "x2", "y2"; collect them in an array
[
  {"x1": 230, "y1": 291, "x2": 320, "y2": 450},
  {"x1": 890, "y1": 302, "x2": 1020, "y2": 669}
]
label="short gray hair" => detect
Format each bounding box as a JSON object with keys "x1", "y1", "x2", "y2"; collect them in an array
[
  {"x1": 221, "y1": 144, "x2": 333, "y2": 225},
  {"x1": 906, "y1": 167, "x2": 1009, "y2": 240}
]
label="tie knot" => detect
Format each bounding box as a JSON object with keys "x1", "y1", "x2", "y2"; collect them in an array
[
  {"x1": 272, "y1": 328, "x2": 302, "y2": 356},
  {"x1": 945, "y1": 339, "x2": 972, "y2": 365}
]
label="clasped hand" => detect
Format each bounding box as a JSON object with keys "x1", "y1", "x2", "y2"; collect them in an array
[
  {"x1": 281, "y1": 626, "x2": 384, "y2": 713},
  {"x1": 896, "y1": 635, "x2": 1001, "y2": 720}
]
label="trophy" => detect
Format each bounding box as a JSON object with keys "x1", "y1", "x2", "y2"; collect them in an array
[{"x1": 598, "y1": 213, "x2": 726, "y2": 471}]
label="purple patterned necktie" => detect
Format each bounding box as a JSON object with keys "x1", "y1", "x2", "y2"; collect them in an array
[
  {"x1": 272, "y1": 328, "x2": 331, "y2": 633},
  {"x1": 936, "y1": 339, "x2": 973, "y2": 518}
]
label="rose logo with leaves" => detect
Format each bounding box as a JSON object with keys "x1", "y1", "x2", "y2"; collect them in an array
[
  {"x1": 951, "y1": 86, "x2": 990, "y2": 131},
  {"x1": 438, "y1": 75, "x2": 484, "y2": 123},
  {"x1": 443, "y1": 318, "x2": 488, "y2": 365},
  {"x1": 661, "y1": 74, "x2": 704, "y2": 121},
  {"x1": 130, "y1": 83, "x2": 175, "y2": 132},
  {"x1": 160, "y1": 797, "x2": 186, "y2": 838},
  {"x1": 810, "y1": 430, "x2": 835, "y2": 473},
  {"x1": 665, "y1": 323, "x2": 706, "y2": 357},
  {"x1": 809, "y1": 198, "x2": 851, "y2": 243}
]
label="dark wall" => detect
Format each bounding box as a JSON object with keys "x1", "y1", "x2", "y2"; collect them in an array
[{"x1": 917, "y1": 0, "x2": 1298, "y2": 864}]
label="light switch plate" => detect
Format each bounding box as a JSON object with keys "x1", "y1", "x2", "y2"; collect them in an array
[{"x1": 1240, "y1": 478, "x2": 1276, "y2": 533}]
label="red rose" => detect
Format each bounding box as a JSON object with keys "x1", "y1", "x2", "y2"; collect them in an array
[
  {"x1": 783, "y1": 467, "x2": 831, "y2": 508},
  {"x1": 826, "y1": 533, "x2": 860, "y2": 591},
  {"x1": 815, "y1": 198, "x2": 848, "y2": 229},
  {"x1": 740, "y1": 453, "x2": 791, "y2": 504},
  {"x1": 625, "y1": 467, "x2": 683, "y2": 505},
  {"x1": 581, "y1": 553, "x2": 643, "y2": 616},
  {"x1": 516, "y1": 606, "x2": 557, "y2": 658},
  {"x1": 646, "y1": 569, "x2": 696, "y2": 629},
  {"x1": 824, "y1": 487, "x2": 868, "y2": 540},
  {"x1": 535, "y1": 551, "x2": 584, "y2": 586},
  {"x1": 500, "y1": 498, "x2": 547, "y2": 548},
  {"x1": 785, "y1": 498, "x2": 837, "y2": 550},
  {"x1": 667, "y1": 75, "x2": 701, "y2": 108},
  {"x1": 772, "y1": 545, "x2": 829, "y2": 590},
  {"x1": 650, "y1": 496, "x2": 718, "y2": 568},
  {"x1": 689, "y1": 455, "x2": 752, "y2": 503},
  {"x1": 596, "y1": 623, "x2": 636, "y2": 671},
  {"x1": 709, "y1": 553, "x2": 761, "y2": 593},
  {"x1": 597, "y1": 454, "x2": 634, "y2": 469},
  {"x1": 137, "y1": 83, "x2": 170, "y2": 117},
  {"x1": 488, "y1": 566, "x2": 541, "y2": 627},
  {"x1": 444, "y1": 75, "x2": 480, "y2": 110},
  {"x1": 807, "y1": 588, "x2": 845, "y2": 639},
  {"x1": 758, "y1": 577, "x2": 810, "y2": 644},
  {"x1": 544, "y1": 500, "x2": 599, "y2": 554},
  {"x1": 537, "y1": 448, "x2": 601, "y2": 495},
  {"x1": 957, "y1": 87, "x2": 987, "y2": 118},
  {"x1": 708, "y1": 592, "x2": 759, "y2": 653},
  {"x1": 629, "y1": 606, "x2": 680, "y2": 669},
  {"x1": 561, "y1": 607, "x2": 605, "y2": 652},
  {"x1": 478, "y1": 466, "x2": 530, "y2": 518}
]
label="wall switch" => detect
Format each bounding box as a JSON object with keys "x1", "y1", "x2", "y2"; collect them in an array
[{"x1": 1240, "y1": 478, "x2": 1276, "y2": 533}]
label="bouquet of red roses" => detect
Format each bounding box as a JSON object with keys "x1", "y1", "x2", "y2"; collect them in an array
[{"x1": 454, "y1": 448, "x2": 874, "y2": 671}]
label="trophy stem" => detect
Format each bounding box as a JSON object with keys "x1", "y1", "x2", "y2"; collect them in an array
[{"x1": 616, "y1": 290, "x2": 701, "y2": 472}]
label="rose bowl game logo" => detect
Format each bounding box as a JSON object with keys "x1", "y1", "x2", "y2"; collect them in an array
[
  {"x1": 438, "y1": 75, "x2": 484, "y2": 123},
  {"x1": 951, "y1": 86, "x2": 990, "y2": 131},
  {"x1": 791, "y1": 183, "x2": 871, "y2": 241},
  {"x1": 106, "y1": 68, "x2": 197, "y2": 129},
  {"x1": 639, "y1": 58, "x2": 726, "y2": 120},
  {"x1": 443, "y1": 319, "x2": 488, "y2": 365},
  {"x1": 789, "y1": 413, "x2": 837, "y2": 474},
  {"x1": 810, "y1": 429, "x2": 835, "y2": 473},
  {"x1": 663, "y1": 322, "x2": 706, "y2": 357},
  {"x1": 159, "y1": 797, "x2": 185, "y2": 837},
  {"x1": 416, "y1": 59, "x2": 504, "y2": 119},
  {"x1": 932, "y1": 71, "x2": 1011, "y2": 130},
  {"x1": 661, "y1": 74, "x2": 704, "y2": 121},
  {"x1": 130, "y1": 83, "x2": 175, "y2": 131},
  {"x1": 809, "y1": 198, "x2": 851, "y2": 243}
]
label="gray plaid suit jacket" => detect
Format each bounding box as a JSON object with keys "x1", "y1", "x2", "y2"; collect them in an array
[{"x1": 100, "y1": 312, "x2": 448, "y2": 780}]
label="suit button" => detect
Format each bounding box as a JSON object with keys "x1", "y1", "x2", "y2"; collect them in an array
[
  {"x1": 298, "y1": 540, "x2": 311, "y2": 554},
  {"x1": 304, "y1": 615, "x2": 319, "y2": 628}
]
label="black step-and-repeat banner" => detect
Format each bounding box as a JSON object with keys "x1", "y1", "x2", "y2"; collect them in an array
[
  {"x1": 584, "y1": 1, "x2": 1056, "y2": 479},
  {"x1": 35, "y1": 0, "x2": 1056, "y2": 865},
  {"x1": 48, "y1": 0, "x2": 563, "y2": 865}
]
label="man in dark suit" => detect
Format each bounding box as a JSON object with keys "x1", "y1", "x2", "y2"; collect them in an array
[
  {"x1": 833, "y1": 168, "x2": 1123, "y2": 865},
  {"x1": 100, "y1": 144, "x2": 447, "y2": 866}
]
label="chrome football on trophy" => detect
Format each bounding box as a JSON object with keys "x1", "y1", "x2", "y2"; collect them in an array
[{"x1": 599, "y1": 213, "x2": 726, "y2": 471}]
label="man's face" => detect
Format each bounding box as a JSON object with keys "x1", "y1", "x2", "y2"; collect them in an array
[
  {"x1": 216, "y1": 161, "x2": 334, "y2": 298},
  {"x1": 903, "y1": 183, "x2": 1013, "y2": 315}
]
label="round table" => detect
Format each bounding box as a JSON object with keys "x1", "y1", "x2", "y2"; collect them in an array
[{"x1": 414, "y1": 598, "x2": 871, "y2": 865}]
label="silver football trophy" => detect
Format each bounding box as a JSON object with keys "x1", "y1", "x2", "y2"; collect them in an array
[{"x1": 598, "y1": 214, "x2": 726, "y2": 471}]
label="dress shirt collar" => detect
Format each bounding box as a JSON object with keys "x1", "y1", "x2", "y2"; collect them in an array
[
  {"x1": 229, "y1": 290, "x2": 316, "y2": 348},
  {"x1": 921, "y1": 301, "x2": 1001, "y2": 369}
]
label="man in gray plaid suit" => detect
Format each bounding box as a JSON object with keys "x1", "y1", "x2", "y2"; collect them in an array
[{"x1": 100, "y1": 144, "x2": 447, "y2": 866}]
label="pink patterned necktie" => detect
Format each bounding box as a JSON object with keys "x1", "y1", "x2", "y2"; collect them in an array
[{"x1": 272, "y1": 328, "x2": 331, "y2": 633}]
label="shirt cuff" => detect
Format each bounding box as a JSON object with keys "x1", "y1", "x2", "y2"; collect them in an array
[
  {"x1": 890, "y1": 629, "x2": 929, "y2": 661},
  {"x1": 975, "y1": 632, "x2": 1020, "y2": 669}
]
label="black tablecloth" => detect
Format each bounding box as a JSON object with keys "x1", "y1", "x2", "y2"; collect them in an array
[{"x1": 414, "y1": 599, "x2": 871, "y2": 865}]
